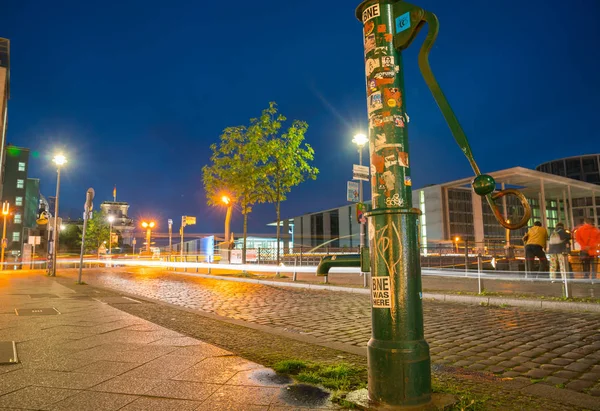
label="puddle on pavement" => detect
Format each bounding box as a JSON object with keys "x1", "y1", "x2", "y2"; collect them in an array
[
  {"x1": 279, "y1": 383, "x2": 330, "y2": 407},
  {"x1": 248, "y1": 369, "x2": 292, "y2": 386}
]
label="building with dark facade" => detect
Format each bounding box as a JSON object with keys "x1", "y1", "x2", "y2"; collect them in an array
[
  {"x1": 536, "y1": 154, "x2": 600, "y2": 225},
  {"x1": 1, "y1": 145, "x2": 30, "y2": 256},
  {"x1": 0, "y1": 38, "x2": 10, "y2": 200}
]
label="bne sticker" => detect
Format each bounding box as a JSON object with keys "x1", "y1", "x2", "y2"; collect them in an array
[
  {"x1": 372, "y1": 276, "x2": 391, "y2": 308},
  {"x1": 362, "y1": 4, "x2": 381, "y2": 23}
]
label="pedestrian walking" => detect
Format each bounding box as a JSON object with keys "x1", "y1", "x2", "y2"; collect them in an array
[
  {"x1": 523, "y1": 221, "x2": 549, "y2": 276},
  {"x1": 574, "y1": 218, "x2": 600, "y2": 280},
  {"x1": 547, "y1": 222, "x2": 570, "y2": 282}
]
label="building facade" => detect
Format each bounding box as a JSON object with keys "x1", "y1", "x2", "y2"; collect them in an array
[
  {"x1": 536, "y1": 154, "x2": 600, "y2": 225},
  {"x1": 284, "y1": 167, "x2": 600, "y2": 251},
  {"x1": 1, "y1": 146, "x2": 30, "y2": 256},
  {"x1": 99, "y1": 201, "x2": 134, "y2": 245},
  {"x1": 0, "y1": 38, "x2": 9, "y2": 200}
]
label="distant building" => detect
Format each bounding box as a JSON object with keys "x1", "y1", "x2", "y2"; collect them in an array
[
  {"x1": 536, "y1": 154, "x2": 600, "y2": 225},
  {"x1": 99, "y1": 201, "x2": 134, "y2": 245},
  {"x1": 0, "y1": 38, "x2": 10, "y2": 199},
  {"x1": 280, "y1": 167, "x2": 600, "y2": 250},
  {"x1": 1, "y1": 145, "x2": 30, "y2": 256}
]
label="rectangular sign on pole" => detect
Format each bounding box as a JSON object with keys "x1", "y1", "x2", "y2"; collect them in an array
[
  {"x1": 28, "y1": 236, "x2": 41, "y2": 245},
  {"x1": 185, "y1": 216, "x2": 196, "y2": 225},
  {"x1": 347, "y1": 181, "x2": 360, "y2": 202},
  {"x1": 353, "y1": 164, "x2": 370, "y2": 181}
]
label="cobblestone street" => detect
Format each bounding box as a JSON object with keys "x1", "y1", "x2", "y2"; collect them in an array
[{"x1": 65, "y1": 268, "x2": 600, "y2": 397}]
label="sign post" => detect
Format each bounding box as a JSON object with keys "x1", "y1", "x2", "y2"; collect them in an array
[
  {"x1": 78, "y1": 188, "x2": 94, "y2": 284},
  {"x1": 180, "y1": 216, "x2": 196, "y2": 258}
]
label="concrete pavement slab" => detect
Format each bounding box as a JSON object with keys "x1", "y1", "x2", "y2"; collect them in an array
[
  {"x1": 47, "y1": 390, "x2": 138, "y2": 411},
  {"x1": 118, "y1": 397, "x2": 202, "y2": 411},
  {"x1": 0, "y1": 386, "x2": 78, "y2": 409}
]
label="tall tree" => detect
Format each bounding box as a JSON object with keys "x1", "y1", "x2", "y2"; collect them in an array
[
  {"x1": 263, "y1": 105, "x2": 318, "y2": 264},
  {"x1": 203, "y1": 118, "x2": 271, "y2": 263},
  {"x1": 82, "y1": 211, "x2": 112, "y2": 253}
]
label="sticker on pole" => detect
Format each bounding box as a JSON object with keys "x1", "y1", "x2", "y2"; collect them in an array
[
  {"x1": 371, "y1": 276, "x2": 391, "y2": 308},
  {"x1": 395, "y1": 12, "x2": 411, "y2": 33},
  {"x1": 362, "y1": 4, "x2": 380, "y2": 23}
]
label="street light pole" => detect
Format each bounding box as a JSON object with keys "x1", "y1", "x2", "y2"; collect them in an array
[
  {"x1": 108, "y1": 215, "x2": 115, "y2": 256},
  {"x1": 50, "y1": 154, "x2": 66, "y2": 277},
  {"x1": 168, "y1": 219, "x2": 173, "y2": 256},
  {"x1": 221, "y1": 195, "x2": 233, "y2": 264},
  {"x1": 352, "y1": 133, "x2": 368, "y2": 253},
  {"x1": 141, "y1": 221, "x2": 155, "y2": 254},
  {"x1": 1, "y1": 201, "x2": 9, "y2": 269}
]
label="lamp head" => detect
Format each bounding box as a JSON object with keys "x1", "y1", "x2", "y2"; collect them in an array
[
  {"x1": 52, "y1": 154, "x2": 67, "y2": 166},
  {"x1": 352, "y1": 133, "x2": 368, "y2": 147}
]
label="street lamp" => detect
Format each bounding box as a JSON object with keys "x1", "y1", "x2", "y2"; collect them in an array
[
  {"x1": 141, "y1": 221, "x2": 155, "y2": 253},
  {"x1": 352, "y1": 133, "x2": 368, "y2": 252},
  {"x1": 454, "y1": 236, "x2": 460, "y2": 254},
  {"x1": 1, "y1": 201, "x2": 9, "y2": 269},
  {"x1": 221, "y1": 195, "x2": 233, "y2": 264},
  {"x1": 107, "y1": 215, "x2": 115, "y2": 255},
  {"x1": 50, "y1": 154, "x2": 67, "y2": 276}
]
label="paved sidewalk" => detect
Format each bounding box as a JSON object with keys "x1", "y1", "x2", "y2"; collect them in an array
[{"x1": 0, "y1": 273, "x2": 339, "y2": 410}]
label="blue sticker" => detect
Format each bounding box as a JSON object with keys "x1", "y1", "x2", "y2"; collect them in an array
[{"x1": 395, "y1": 12, "x2": 411, "y2": 33}]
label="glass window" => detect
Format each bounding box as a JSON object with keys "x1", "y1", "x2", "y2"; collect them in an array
[
  {"x1": 18, "y1": 162, "x2": 25, "y2": 172},
  {"x1": 16, "y1": 179, "x2": 24, "y2": 189},
  {"x1": 12, "y1": 232, "x2": 20, "y2": 242},
  {"x1": 582, "y1": 158, "x2": 598, "y2": 173},
  {"x1": 13, "y1": 213, "x2": 21, "y2": 224},
  {"x1": 15, "y1": 197, "x2": 22, "y2": 206}
]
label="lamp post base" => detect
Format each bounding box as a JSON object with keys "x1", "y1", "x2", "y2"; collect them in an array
[{"x1": 345, "y1": 388, "x2": 455, "y2": 411}]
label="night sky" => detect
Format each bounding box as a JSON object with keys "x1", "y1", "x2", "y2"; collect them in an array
[{"x1": 1, "y1": 0, "x2": 598, "y2": 236}]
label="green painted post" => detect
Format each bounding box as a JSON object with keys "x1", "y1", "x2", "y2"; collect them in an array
[{"x1": 356, "y1": 0, "x2": 431, "y2": 407}]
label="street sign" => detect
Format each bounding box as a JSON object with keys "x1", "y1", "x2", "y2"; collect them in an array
[
  {"x1": 353, "y1": 164, "x2": 370, "y2": 181},
  {"x1": 182, "y1": 216, "x2": 196, "y2": 226},
  {"x1": 132, "y1": 238, "x2": 137, "y2": 245},
  {"x1": 168, "y1": 219, "x2": 173, "y2": 226},
  {"x1": 347, "y1": 181, "x2": 360, "y2": 202},
  {"x1": 27, "y1": 236, "x2": 41, "y2": 245},
  {"x1": 1, "y1": 238, "x2": 6, "y2": 249}
]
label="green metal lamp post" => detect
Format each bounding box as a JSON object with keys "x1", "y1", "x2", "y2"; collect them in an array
[{"x1": 355, "y1": 0, "x2": 531, "y2": 408}]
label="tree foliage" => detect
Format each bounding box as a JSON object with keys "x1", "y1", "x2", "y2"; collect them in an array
[
  {"x1": 262, "y1": 104, "x2": 318, "y2": 263},
  {"x1": 202, "y1": 118, "x2": 271, "y2": 262},
  {"x1": 59, "y1": 224, "x2": 82, "y2": 253},
  {"x1": 202, "y1": 102, "x2": 318, "y2": 263},
  {"x1": 82, "y1": 211, "x2": 113, "y2": 253}
]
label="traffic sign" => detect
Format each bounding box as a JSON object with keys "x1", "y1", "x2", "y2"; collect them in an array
[
  {"x1": 182, "y1": 216, "x2": 196, "y2": 226},
  {"x1": 353, "y1": 164, "x2": 370, "y2": 181}
]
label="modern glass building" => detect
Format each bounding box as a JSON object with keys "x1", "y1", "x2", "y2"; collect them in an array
[
  {"x1": 282, "y1": 167, "x2": 600, "y2": 251},
  {"x1": 1, "y1": 146, "x2": 30, "y2": 256},
  {"x1": 537, "y1": 154, "x2": 600, "y2": 185},
  {"x1": 536, "y1": 155, "x2": 600, "y2": 225}
]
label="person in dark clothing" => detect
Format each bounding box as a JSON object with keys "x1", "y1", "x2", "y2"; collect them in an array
[{"x1": 523, "y1": 221, "x2": 549, "y2": 275}]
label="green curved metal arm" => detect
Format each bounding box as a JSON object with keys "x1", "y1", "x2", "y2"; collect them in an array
[{"x1": 402, "y1": 8, "x2": 531, "y2": 230}]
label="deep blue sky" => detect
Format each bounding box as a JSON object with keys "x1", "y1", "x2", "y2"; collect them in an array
[{"x1": 1, "y1": 0, "x2": 598, "y2": 235}]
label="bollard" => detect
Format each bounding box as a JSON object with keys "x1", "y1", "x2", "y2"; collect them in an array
[
  {"x1": 477, "y1": 253, "x2": 483, "y2": 294},
  {"x1": 293, "y1": 257, "x2": 297, "y2": 281},
  {"x1": 196, "y1": 255, "x2": 199, "y2": 273}
]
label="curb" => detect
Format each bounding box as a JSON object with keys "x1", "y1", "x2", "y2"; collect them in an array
[{"x1": 170, "y1": 271, "x2": 600, "y2": 313}]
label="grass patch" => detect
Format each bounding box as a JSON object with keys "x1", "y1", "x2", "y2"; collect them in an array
[
  {"x1": 432, "y1": 378, "x2": 489, "y2": 411},
  {"x1": 273, "y1": 360, "x2": 365, "y2": 392},
  {"x1": 273, "y1": 359, "x2": 308, "y2": 374}
]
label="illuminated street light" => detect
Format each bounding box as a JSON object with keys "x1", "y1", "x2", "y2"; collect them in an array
[
  {"x1": 1, "y1": 201, "x2": 9, "y2": 268},
  {"x1": 141, "y1": 221, "x2": 156, "y2": 253},
  {"x1": 454, "y1": 236, "x2": 460, "y2": 253},
  {"x1": 60, "y1": 225, "x2": 66, "y2": 231},
  {"x1": 50, "y1": 154, "x2": 67, "y2": 276},
  {"x1": 352, "y1": 133, "x2": 368, "y2": 148},
  {"x1": 220, "y1": 194, "x2": 233, "y2": 264}
]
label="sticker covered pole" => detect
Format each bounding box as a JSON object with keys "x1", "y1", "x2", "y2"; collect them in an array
[{"x1": 356, "y1": 0, "x2": 431, "y2": 408}]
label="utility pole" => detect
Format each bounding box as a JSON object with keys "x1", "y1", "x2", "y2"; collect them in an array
[
  {"x1": 168, "y1": 219, "x2": 173, "y2": 256},
  {"x1": 78, "y1": 188, "x2": 94, "y2": 284},
  {"x1": 180, "y1": 216, "x2": 186, "y2": 258},
  {"x1": 1, "y1": 201, "x2": 9, "y2": 269}
]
